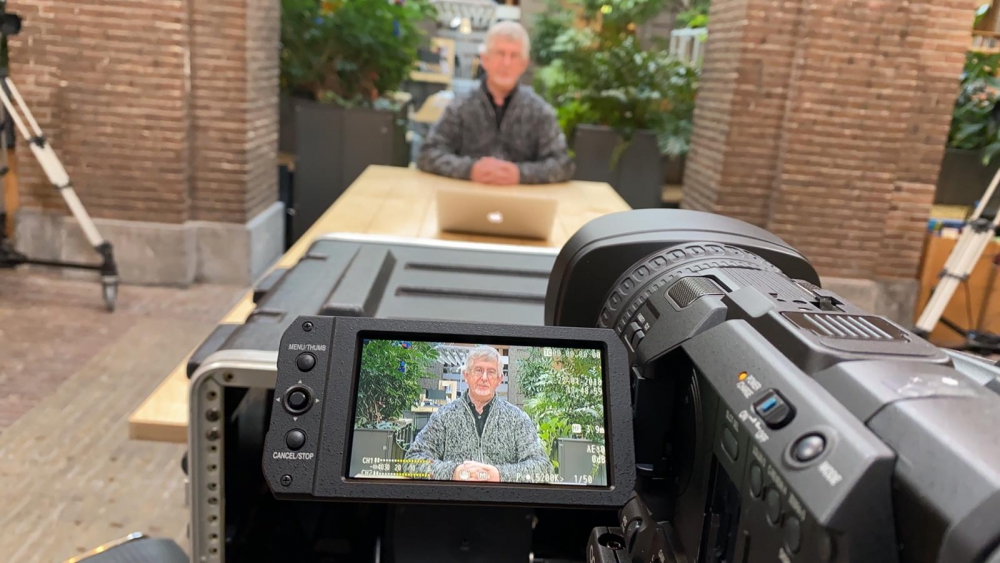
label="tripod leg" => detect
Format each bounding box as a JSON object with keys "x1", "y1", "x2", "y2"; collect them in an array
[
  {"x1": 0, "y1": 79, "x2": 105, "y2": 246},
  {"x1": 915, "y1": 230, "x2": 994, "y2": 335},
  {"x1": 924, "y1": 165, "x2": 1000, "y2": 319},
  {"x1": 0, "y1": 78, "x2": 111, "y2": 247},
  {"x1": 972, "y1": 160, "x2": 1000, "y2": 222},
  {"x1": 0, "y1": 77, "x2": 118, "y2": 310}
]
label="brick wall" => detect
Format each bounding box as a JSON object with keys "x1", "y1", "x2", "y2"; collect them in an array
[
  {"x1": 8, "y1": 0, "x2": 192, "y2": 224},
  {"x1": 878, "y1": 0, "x2": 973, "y2": 279},
  {"x1": 683, "y1": 0, "x2": 746, "y2": 214},
  {"x1": 684, "y1": 0, "x2": 975, "y2": 280},
  {"x1": 190, "y1": 0, "x2": 247, "y2": 224},
  {"x1": 245, "y1": 0, "x2": 281, "y2": 221},
  {"x1": 7, "y1": 0, "x2": 277, "y2": 226}
]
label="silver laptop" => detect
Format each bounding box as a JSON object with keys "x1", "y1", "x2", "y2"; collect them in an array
[{"x1": 436, "y1": 186, "x2": 559, "y2": 240}]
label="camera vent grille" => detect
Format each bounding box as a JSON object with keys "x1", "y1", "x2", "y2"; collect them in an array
[
  {"x1": 667, "y1": 277, "x2": 725, "y2": 308},
  {"x1": 784, "y1": 312, "x2": 907, "y2": 341}
]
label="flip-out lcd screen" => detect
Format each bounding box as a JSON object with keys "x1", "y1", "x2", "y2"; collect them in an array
[{"x1": 349, "y1": 340, "x2": 609, "y2": 487}]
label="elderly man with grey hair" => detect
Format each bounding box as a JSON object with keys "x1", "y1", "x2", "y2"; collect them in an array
[
  {"x1": 405, "y1": 345, "x2": 553, "y2": 483},
  {"x1": 416, "y1": 20, "x2": 575, "y2": 185}
]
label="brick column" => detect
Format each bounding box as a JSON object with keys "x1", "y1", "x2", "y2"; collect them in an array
[
  {"x1": 191, "y1": 0, "x2": 279, "y2": 224},
  {"x1": 8, "y1": 0, "x2": 193, "y2": 223},
  {"x1": 7, "y1": 0, "x2": 282, "y2": 286},
  {"x1": 684, "y1": 0, "x2": 975, "y2": 322}
]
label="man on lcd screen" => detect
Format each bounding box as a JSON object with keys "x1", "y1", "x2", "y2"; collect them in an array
[{"x1": 405, "y1": 345, "x2": 553, "y2": 482}]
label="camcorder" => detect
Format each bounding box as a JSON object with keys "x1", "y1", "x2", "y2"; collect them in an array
[{"x1": 191, "y1": 210, "x2": 1000, "y2": 563}]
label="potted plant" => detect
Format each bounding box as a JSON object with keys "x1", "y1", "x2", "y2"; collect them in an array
[
  {"x1": 531, "y1": 0, "x2": 698, "y2": 209},
  {"x1": 939, "y1": 50, "x2": 1000, "y2": 206},
  {"x1": 280, "y1": 0, "x2": 435, "y2": 240},
  {"x1": 674, "y1": 0, "x2": 710, "y2": 29},
  {"x1": 514, "y1": 347, "x2": 605, "y2": 483},
  {"x1": 350, "y1": 339, "x2": 440, "y2": 477}
]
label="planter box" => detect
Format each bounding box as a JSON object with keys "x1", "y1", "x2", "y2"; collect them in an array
[
  {"x1": 936, "y1": 148, "x2": 1000, "y2": 206},
  {"x1": 291, "y1": 99, "x2": 409, "y2": 242},
  {"x1": 279, "y1": 94, "x2": 297, "y2": 154},
  {"x1": 573, "y1": 125, "x2": 663, "y2": 209},
  {"x1": 662, "y1": 154, "x2": 685, "y2": 186}
]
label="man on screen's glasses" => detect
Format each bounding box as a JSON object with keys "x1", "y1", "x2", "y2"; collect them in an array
[{"x1": 405, "y1": 345, "x2": 552, "y2": 483}]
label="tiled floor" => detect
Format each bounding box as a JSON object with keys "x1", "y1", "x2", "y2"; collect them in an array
[{"x1": 0, "y1": 269, "x2": 247, "y2": 562}]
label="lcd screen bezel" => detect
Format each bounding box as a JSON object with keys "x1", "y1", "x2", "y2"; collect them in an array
[{"x1": 307, "y1": 318, "x2": 635, "y2": 509}]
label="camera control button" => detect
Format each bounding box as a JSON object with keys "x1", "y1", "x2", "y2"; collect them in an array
[
  {"x1": 765, "y1": 488, "x2": 782, "y2": 525},
  {"x1": 630, "y1": 330, "x2": 645, "y2": 348},
  {"x1": 296, "y1": 352, "x2": 316, "y2": 372},
  {"x1": 793, "y1": 433, "x2": 826, "y2": 463},
  {"x1": 722, "y1": 427, "x2": 739, "y2": 461},
  {"x1": 285, "y1": 429, "x2": 306, "y2": 451},
  {"x1": 754, "y1": 389, "x2": 794, "y2": 429},
  {"x1": 285, "y1": 387, "x2": 312, "y2": 414},
  {"x1": 749, "y1": 463, "x2": 763, "y2": 498},
  {"x1": 784, "y1": 516, "x2": 802, "y2": 553}
]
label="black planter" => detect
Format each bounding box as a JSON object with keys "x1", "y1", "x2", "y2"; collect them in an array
[
  {"x1": 279, "y1": 94, "x2": 297, "y2": 154},
  {"x1": 291, "y1": 99, "x2": 409, "y2": 242},
  {"x1": 662, "y1": 154, "x2": 685, "y2": 186},
  {"x1": 572, "y1": 125, "x2": 663, "y2": 209},
  {"x1": 936, "y1": 148, "x2": 1000, "y2": 206}
]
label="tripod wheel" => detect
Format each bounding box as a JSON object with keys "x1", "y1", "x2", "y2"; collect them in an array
[{"x1": 103, "y1": 280, "x2": 117, "y2": 312}]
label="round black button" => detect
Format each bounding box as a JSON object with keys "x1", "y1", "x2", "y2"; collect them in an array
[
  {"x1": 793, "y1": 433, "x2": 826, "y2": 463},
  {"x1": 749, "y1": 463, "x2": 764, "y2": 498},
  {"x1": 784, "y1": 516, "x2": 801, "y2": 553},
  {"x1": 765, "y1": 488, "x2": 782, "y2": 525},
  {"x1": 296, "y1": 352, "x2": 316, "y2": 372},
  {"x1": 286, "y1": 429, "x2": 306, "y2": 451},
  {"x1": 288, "y1": 390, "x2": 308, "y2": 409},
  {"x1": 285, "y1": 387, "x2": 312, "y2": 414}
]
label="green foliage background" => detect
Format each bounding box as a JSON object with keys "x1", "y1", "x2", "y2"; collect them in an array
[
  {"x1": 531, "y1": 0, "x2": 699, "y2": 159},
  {"x1": 515, "y1": 348, "x2": 605, "y2": 470},
  {"x1": 948, "y1": 51, "x2": 1000, "y2": 164},
  {"x1": 280, "y1": 0, "x2": 436, "y2": 106},
  {"x1": 675, "y1": 0, "x2": 710, "y2": 29},
  {"x1": 356, "y1": 340, "x2": 439, "y2": 429}
]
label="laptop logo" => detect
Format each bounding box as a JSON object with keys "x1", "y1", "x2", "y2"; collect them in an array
[{"x1": 487, "y1": 211, "x2": 504, "y2": 224}]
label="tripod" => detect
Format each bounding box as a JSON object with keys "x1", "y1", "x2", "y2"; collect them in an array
[
  {"x1": 0, "y1": 18, "x2": 118, "y2": 311},
  {"x1": 914, "y1": 165, "x2": 1000, "y2": 354}
]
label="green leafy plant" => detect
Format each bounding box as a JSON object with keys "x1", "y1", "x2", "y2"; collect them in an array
[
  {"x1": 531, "y1": 0, "x2": 699, "y2": 162},
  {"x1": 530, "y1": 0, "x2": 576, "y2": 67},
  {"x1": 675, "y1": 0, "x2": 710, "y2": 29},
  {"x1": 516, "y1": 348, "x2": 605, "y2": 472},
  {"x1": 948, "y1": 51, "x2": 1000, "y2": 164},
  {"x1": 575, "y1": 0, "x2": 668, "y2": 30},
  {"x1": 355, "y1": 340, "x2": 440, "y2": 428},
  {"x1": 280, "y1": 0, "x2": 436, "y2": 106}
]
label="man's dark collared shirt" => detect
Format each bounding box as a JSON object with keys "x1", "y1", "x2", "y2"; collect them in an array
[
  {"x1": 465, "y1": 392, "x2": 494, "y2": 438},
  {"x1": 482, "y1": 79, "x2": 516, "y2": 129}
]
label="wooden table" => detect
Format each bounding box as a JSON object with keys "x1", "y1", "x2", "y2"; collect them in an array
[{"x1": 128, "y1": 165, "x2": 629, "y2": 443}]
